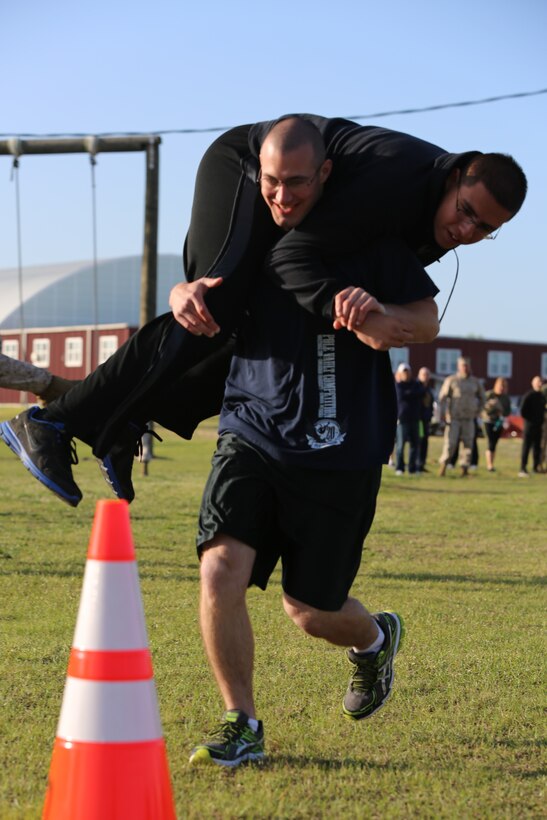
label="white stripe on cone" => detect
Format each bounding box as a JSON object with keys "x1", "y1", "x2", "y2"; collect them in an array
[
  {"x1": 73, "y1": 561, "x2": 148, "y2": 650},
  {"x1": 57, "y1": 678, "x2": 163, "y2": 743}
]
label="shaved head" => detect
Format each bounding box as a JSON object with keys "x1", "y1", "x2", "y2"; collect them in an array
[{"x1": 261, "y1": 116, "x2": 326, "y2": 165}]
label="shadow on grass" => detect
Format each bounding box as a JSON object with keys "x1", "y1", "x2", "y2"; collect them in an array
[
  {"x1": 494, "y1": 737, "x2": 546, "y2": 749},
  {"x1": 205, "y1": 756, "x2": 408, "y2": 775},
  {"x1": 518, "y1": 770, "x2": 547, "y2": 780},
  {"x1": 0, "y1": 563, "x2": 200, "y2": 582},
  {"x1": 371, "y1": 570, "x2": 545, "y2": 587},
  {"x1": 384, "y1": 484, "x2": 508, "y2": 496},
  {"x1": 257, "y1": 755, "x2": 409, "y2": 771}
]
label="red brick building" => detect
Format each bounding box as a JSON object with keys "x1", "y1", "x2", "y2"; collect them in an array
[
  {"x1": 389, "y1": 335, "x2": 547, "y2": 398},
  {"x1": 0, "y1": 254, "x2": 182, "y2": 404},
  {"x1": 0, "y1": 324, "x2": 135, "y2": 404},
  {"x1": 2, "y1": 328, "x2": 546, "y2": 407}
]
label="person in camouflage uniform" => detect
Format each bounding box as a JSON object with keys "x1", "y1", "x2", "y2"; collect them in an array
[{"x1": 438, "y1": 356, "x2": 486, "y2": 476}]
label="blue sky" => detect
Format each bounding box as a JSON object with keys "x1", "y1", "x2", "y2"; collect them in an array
[{"x1": 1, "y1": 0, "x2": 545, "y2": 343}]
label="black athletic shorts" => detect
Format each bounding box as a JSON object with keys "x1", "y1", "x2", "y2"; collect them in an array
[{"x1": 197, "y1": 432, "x2": 382, "y2": 611}]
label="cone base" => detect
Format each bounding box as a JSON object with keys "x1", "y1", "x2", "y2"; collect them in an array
[{"x1": 43, "y1": 737, "x2": 176, "y2": 820}]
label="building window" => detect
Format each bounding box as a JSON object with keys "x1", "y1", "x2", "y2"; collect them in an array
[
  {"x1": 31, "y1": 338, "x2": 50, "y2": 368},
  {"x1": 98, "y1": 335, "x2": 119, "y2": 364},
  {"x1": 436, "y1": 348, "x2": 461, "y2": 375},
  {"x1": 487, "y1": 350, "x2": 512, "y2": 379},
  {"x1": 541, "y1": 353, "x2": 547, "y2": 380},
  {"x1": 64, "y1": 337, "x2": 84, "y2": 367},
  {"x1": 1, "y1": 339, "x2": 19, "y2": 359},
  {"x1": 389, "y1": 347, "x2": 409, "y2": 373}
]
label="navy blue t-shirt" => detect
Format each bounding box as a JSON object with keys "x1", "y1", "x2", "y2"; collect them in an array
[
  {"x1": 396, "y1": 379, "x2": 426, "y2": 424},
  {"x1": 219, "y1": 239, "x2": 439, "y2": 470}
]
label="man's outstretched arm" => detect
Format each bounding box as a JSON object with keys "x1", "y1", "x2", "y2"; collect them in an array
[
  {"x1": 350, "y1": 297, "x2": 439, "y2": 350},
  {"x1": 169, "y1": 278, "x2": 388, "y2": 337},
  {"x1": 383, "y1": 297, "x2": 439, "y2": 343},
  {"x1": 169, "y1": 278, "x2": 223, "y2": 337}
]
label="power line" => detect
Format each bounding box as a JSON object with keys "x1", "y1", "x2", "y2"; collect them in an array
[
  {"x1": 1, "y1": 88, "x2": 545, "y2": 140},
  {"x1": 344, "y1": 88, "x2": 547, "y2": 121}
]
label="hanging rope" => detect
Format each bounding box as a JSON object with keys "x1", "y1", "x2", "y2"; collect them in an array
[
  {"x1": 89, "y1": 155, "x2": 99, "y2": 331},
  {"x1": 9, "y1": 145, "x2": 26, "y2": 360},
  {"x1": 85, "y1": 136, "x2": 100, "y2": 338}
]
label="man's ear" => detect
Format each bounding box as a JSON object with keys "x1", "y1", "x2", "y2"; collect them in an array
[
  {"x1": 320, "y1": 158, "x2": 333, "y2": 183},
  {"x1": 445, "y1": 166, "x2": 460, "y2": 191}
]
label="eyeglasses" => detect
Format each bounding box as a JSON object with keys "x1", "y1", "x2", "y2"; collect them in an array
[
  {"x1": 257, "y1": 166, "x2": 322, "y2": 193},
  {"x1": 456, "y1": 184, "x2": 500, "y2": 240}
]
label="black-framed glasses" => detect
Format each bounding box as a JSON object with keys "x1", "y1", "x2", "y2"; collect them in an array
[
  {"x1": 456, "y1": 184, "x2": 501, "y2": 240},
  {"x1": 257, "y1": 166, "x2": 322, "y2": 193}
]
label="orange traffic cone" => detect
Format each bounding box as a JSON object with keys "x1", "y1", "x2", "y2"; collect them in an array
[{"x1": 43, "y1": 499, "x2": 176, "y2": 820}]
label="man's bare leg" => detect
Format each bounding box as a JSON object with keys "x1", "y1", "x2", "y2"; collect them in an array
[
  {"x1": 283, "y1": 593, "x2": 405, "y2": 722},
  {"x1": 282, "y1": 593, "x2": 379, "y2": 649},
  {"x1": 199, "y1": 535, "x2": 257, "y2": 716}
]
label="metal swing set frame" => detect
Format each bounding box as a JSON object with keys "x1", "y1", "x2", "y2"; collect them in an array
[{"x1": 0, "y1": 134, "x2": 161, "y2": 363}]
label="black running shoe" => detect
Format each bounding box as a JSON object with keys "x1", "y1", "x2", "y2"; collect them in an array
[
  {"x1": 189, "y1": 710, "x2": 265, "y2": 768},
  {"x1": 0, "y1": 407, "x2": 82, "y2": 506},
  {"x1": 98, "y1": 423, "x2": 162, "y2": 503},
  {"x1": 343, "y1": 611, "x2": 405, "y2": 721}
]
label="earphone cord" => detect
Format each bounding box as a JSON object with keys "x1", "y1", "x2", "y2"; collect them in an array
[{"x1": 438, "y1": 249, "x2": 459, "y2": 324}]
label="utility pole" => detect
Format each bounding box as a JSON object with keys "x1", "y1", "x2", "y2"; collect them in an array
[{"x1": 140, "y1": 139, "x2": 160, "y2": 327}]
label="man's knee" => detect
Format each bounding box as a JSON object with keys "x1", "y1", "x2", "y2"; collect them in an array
[
  {"x1": 200, "y1": 535, "x2": 255, "y2": 599},
  {"x1": 282, "y1": 593, "x2": 332, "y2": 638}
]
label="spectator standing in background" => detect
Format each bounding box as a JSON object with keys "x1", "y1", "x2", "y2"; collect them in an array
[
  {"x1": 448, "y1": 420, "x2": 480, "y2": 472},
  {"x1": 416, "y1": 366, "x2": 435, "y2": 473},
  {"x1": 481, "y1": 377, "x2": 511, "y2": 472},
  {"x1": 438, "y1": 357, "x2": 486, "y2": 477},
  {"x1": 394, "y1": 363, "x2": 424, "y2": 476},
  {"x1": 540, "y1": 382, "x2": 547, "y2": 473},
  {"x1": 518, "y1": 376, "x2": 546, "y2": 477}
]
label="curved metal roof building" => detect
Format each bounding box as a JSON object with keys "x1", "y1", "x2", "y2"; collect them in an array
[{"x1": 0, "y1": 254, "x2": 183, "y2": 329}]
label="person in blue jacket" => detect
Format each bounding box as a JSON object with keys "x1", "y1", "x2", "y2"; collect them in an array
[{"x1": 394, "y1": 363, "x2": 425, "y2": 475}]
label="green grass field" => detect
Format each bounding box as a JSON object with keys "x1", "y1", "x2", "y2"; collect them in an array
[{"x1": 0, "y1": 409, "x2": 545, "y2": 818}]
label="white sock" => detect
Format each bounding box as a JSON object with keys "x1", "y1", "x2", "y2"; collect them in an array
[
  {"x1": 247, "y1": 717, "x2": 259, "y2": 732},
  {"x1": 353, "y1": 625, "x2": 385, "y2": 655}
]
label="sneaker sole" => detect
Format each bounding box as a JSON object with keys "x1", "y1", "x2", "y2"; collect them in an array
[
  {"x1": 189, "y1": 747, "x2": 265, "y2": 768},
  {"x1": 97, "y1": 456, "x2": 134, "y2": 502},
  {"x1": 343, "y1": 611, "x2": 405, "y2": 721},
  {"x1": 0, "y1": 421, "x2": 81, "y2": 507}
]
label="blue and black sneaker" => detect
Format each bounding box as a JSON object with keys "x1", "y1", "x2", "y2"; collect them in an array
[
  {"x1": 343, "y1": 611, "x2": 405, "y2": 720},
  {"x1": 0, "y1": 406, "x2": 82, "y2": 507},
  {"x1": 189, "y1": 710, "x2": 265, "y2": 768},
  {"x1": 98, "y1": 423, "x2": 162, "y2": 503}
]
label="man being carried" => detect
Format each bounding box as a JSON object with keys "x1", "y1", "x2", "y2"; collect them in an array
[
  {"x1": 0, "y1": 352, "x2": 77, "y2": 403},
  {"x1": 0, "y1": 115, "x2": 526, "y2": 505}
]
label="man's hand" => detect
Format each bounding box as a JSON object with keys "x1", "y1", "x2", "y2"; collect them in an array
[
  {"x1": 353, "y1": 297, "x2": 440, "y2": 349},
  {"x1": 333, "y1": 287, "x2": 386, "y2": 332},
  {"x1": 352, "y1": 311, "x2": 414, "y2": 351},
  {"x1": 169, "y1": 277, "x2": 223, "y2": 335}
]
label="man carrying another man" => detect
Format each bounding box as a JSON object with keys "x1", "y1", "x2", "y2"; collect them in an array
[{"x1": 188, "y1": 118, "x2": 440, "y2": 767}]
